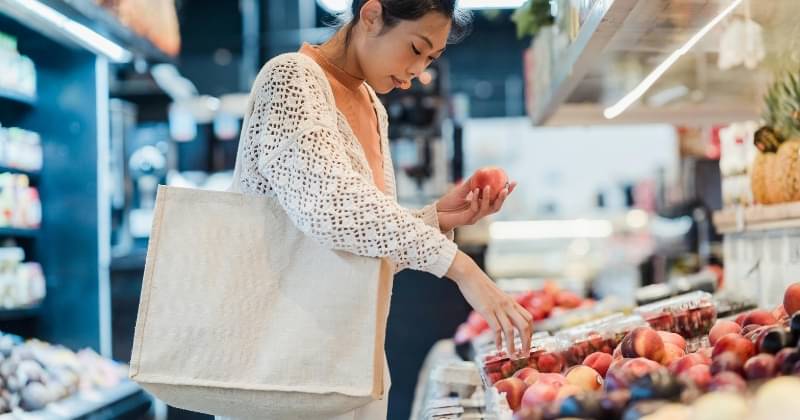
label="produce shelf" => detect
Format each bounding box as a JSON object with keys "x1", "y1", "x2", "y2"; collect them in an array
[
  {"x1": 713, "y1": 202, "x2": 800, "y2": 234},
  {"x1": 0, "y1": 380, "x2": 150, "y2": 419}
]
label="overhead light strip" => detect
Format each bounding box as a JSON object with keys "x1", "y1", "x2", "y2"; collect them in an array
[
  {"x1": 11, "y1": 0, "x2": 132, "y2": 63},
  {"x1": 603, "y1": 0, "x2": 744, "y2": 120}
]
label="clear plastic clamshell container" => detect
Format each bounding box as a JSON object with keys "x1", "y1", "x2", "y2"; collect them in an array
[{"x1": 634, "y1": 291, "x2": 717, "y2": 338}]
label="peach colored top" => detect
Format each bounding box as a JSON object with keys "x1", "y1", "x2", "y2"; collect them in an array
[{"x1": 300, "y1": 43, "x2": 386, "y2": 193}]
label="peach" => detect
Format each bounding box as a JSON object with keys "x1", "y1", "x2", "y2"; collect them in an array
[
  {"x1": 501, "y1": 361, "x2": 516, "y2": 378},
  {"x1": 521, "y1": 382, "x2": 558, "y2": 408},
  {"x1": 494, "y1": 377, "x2": 527, "y2": 411},
  {"x1": 565, "y1": 365, "x2": 603, "y2": 392},
  {"x1": 696, "y1": 347, "x2": 713, "y2": 362},
  {"x1": 741, "y1": 310, "x2": 778, "y2": 327},
  {"x1": 669, "y1": 355, "x2": 701, "y2": 375},
  {"x1": 709, "y1": 371, "x2": 746, "y2": 393},
  {"x1": 735, "y1": 312, "x2": 748, "y2": 326},
  {"x1": 583, "y1": 352, "x2": 613, "y2": 377},
  {"x1": 488, "y1": 372, "x2": 503, "y2": 385},
  {"x1": 513, "y1": 367, "x2": 540, "y2": 385},
  {"x1": 625, "y1": 358, "x2": 662, "y2": 379},
  {"x1": 556, "y1": 291, "x2": 582, "y2": 309},
  {"x1": 784, "y1": 282, "x2": 800, "y2": 315},
  {"x1": 711, "y1": 351, "x2": 744, "y2": 376},
  {"x1": 657, "y1": 331, "x2": 686, "y2": 350},
  {"x1": 709, "y1": 320, "x2": 742, "y2": 345},
  {"x1": 773, "y1": 304, "x2": 789, "y2": 322},
  {"x1": 660, "y1": 343, "x2": 685, "y2": 366},
  {"x1": 620, "y1": 327, "x2": 665, "y2": 362},
  {"x1": 776, "y1": 348, "x2": 800, "y2": 375},
  {"x1": 536, "y1": 373, "x2": 567, "y2": 389},
  {"x1": 744, "y1": 354, "x2": 778, "y2": 380},
  {"x1": 680, "y1": 364, "x2": 711, "y2": 390},
  {"x1": 556, "y1": 383, "x2": 584, "y2": 402},
  {"x1": 537, "y1": 352, "x2": 564, "y2": 373},
  {"x1": 613, "y1": 344, "x2": 623, "y2": 360},
  {"x1": 712, "y1": 333, "x2": 755, "y2": 362}
]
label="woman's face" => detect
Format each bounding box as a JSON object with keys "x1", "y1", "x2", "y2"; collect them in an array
[{"x1": 355, "y1": 5, "x2": 451, "y2": 94}]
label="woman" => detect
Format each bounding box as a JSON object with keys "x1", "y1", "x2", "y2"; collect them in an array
[{"x1": 228, "y1": 0, "x2": 533, "y2": 417}]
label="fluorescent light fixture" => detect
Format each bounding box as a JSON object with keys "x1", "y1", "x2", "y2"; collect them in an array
[
  {"x1": 489, "y1": 219, "x2": 614, "y2": 240},
  {"x1": 12, "y1": 0, "x2": 132, "y2": 63},
  {"x1": 317, "y1": 0, "x2": 349, "y2": 13},
  {"x1": 458, "y1": 0, "x2": 527, "y2": 9},
  {"x1": 603, "y1": 0, "x2": 744, "y2": 119}
]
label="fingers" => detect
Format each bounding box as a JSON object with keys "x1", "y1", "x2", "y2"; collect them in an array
[
  {"x1": 508, "y1": 304, "x2": 533, "y2": 357},
  {"x1": 495, "y1": 309, "x2": 516, "y2": 356},
  {"x1": 469, "y1": 188, "x2": 480, "y2": 213},
  {"x1": 479, "y1": 186, "x2": 492, "y2": 214},
  {"x1": 485, "y1": 314, "x2": 503, "y2": 352},
  {"x1": 508, "y1": 181, "x2": 518, "y2": 194},
  {"x1": 491, "y1": 188, "x2": 510, "y2": 213}
]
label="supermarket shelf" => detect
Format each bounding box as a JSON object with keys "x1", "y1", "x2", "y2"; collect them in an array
[
  {"x1": 0, "y1": 227, "x2": 39, "y2": 238},
  {"x1": 0, "y1": 0, "x2": 173, "y2": 63},
  {"x1": 529, "y1": 0, "x2": 639, "y2": 125},
  {"x1": 0, "y1": 88, "x2": 35, "y2": 107},
  {"x1": 713, "y1": 202, "x2": 800, "y2": 234},
  {"x1": 0, "y1": 304, "x2": 41, "y2": 321},
  {"x1": 0, "y1": 380, "x2": 150, "y2": 420},
  {"x1": 0, "y1": 166, "x2": 41, "y2": 181}
]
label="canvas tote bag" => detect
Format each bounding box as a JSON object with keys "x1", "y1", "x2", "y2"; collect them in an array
[{"x1": 129, "y1": 185, "x2": 392, "y2": 419}]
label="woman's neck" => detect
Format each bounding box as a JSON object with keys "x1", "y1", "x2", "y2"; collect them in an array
[{"x1": 318, "y1": 27, "x2": 366, "y2": 81}]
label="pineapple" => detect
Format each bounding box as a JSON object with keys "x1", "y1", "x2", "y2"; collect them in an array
[
  {"x1": 753, "y1": 71, "x2": 800, "y2": 204},
  {"x1": 751, "y1": 127, "x2": 783, "y2": 204}
]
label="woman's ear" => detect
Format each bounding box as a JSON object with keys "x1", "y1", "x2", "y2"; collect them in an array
[{"x1": 359, "y1": 0, "x2": 384, "y2": 36}]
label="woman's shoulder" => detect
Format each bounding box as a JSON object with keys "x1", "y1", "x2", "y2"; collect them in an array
[{"x1": 255, "y1": 53, "x2": 326, "y2": 88}]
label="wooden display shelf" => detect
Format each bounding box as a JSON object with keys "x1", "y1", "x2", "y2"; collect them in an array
[{"x1": 713, "y1": 202, "x2": 800, "y2": 234}]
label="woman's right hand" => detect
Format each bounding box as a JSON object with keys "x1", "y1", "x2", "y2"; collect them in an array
[{"x1": 446, "y1": 251, "x2": 533, "y2": 357}]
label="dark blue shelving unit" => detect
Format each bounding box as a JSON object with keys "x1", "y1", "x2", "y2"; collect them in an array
[
  {"x1": 0, "y1": 1, "x2": 166, "y2": 417},
  {"x1": 0, "y1": 88, "x2": 36, "y2": 107}
]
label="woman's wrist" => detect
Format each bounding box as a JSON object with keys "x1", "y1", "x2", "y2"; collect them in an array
[{"x1": 446, "y1": 251, "x2": 476, "y2": 285}]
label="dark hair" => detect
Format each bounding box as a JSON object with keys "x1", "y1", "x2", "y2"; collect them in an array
[{"x1": 343, "y1": 0, "x2": 472, "y2": 45}]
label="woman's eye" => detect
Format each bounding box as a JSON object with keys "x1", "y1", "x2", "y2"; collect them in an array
[{"x1": 411, "y1": 44, "x2": 421, "y2": 55}]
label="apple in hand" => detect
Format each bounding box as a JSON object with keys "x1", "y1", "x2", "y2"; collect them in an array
[{"x1": 468, "y1": 166, "x2": 509, "y2": 201}]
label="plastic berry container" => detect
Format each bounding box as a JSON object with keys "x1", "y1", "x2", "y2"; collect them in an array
[
  {"x1": 634, "y1": 291, "x2": 717, "y2": 338},
  {"x1": 478, "y1": 336, "x2": 563, "y2": 386},
  {"x1": 556, "y1": 314, "x2": 647, "y2": 367}
]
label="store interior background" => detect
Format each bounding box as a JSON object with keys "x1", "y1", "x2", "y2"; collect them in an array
[{"x1": 3, "y1": 0, "x2": 789, "y2": 419}]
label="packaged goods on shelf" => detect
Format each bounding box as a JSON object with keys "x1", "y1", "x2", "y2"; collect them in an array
[
  {"x1": 0, "y1": 32, "x2": 36, "y2": 98},
  {"x1": 0, "y1": 247, "x2": 44, "y2": 309},
  {"x1": 535, "y1": 297, "x2": 631, "y2": 333},
  {"x1": 556, "y1": 314, "x2": 648, "y2": 367},
  {"x1": 0, "y1": 173, "x2": 42, "y2": 229},
  {"x1": 1, "y1": 128, "x2": 43, "y2": 173}
]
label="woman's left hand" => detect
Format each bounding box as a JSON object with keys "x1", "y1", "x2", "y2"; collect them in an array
[{"x1": 436, "y1": 180, "x2": 517, "y2": 233}]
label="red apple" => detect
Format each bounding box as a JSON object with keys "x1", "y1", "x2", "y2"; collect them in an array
[
  {"x1": 785, "y1": 283, "x2": 800, "y2": 316},
  {"x1": 527, "y1": 293, "x2": 555, "y2": 315},
  {"x1": 467, "y1": 311, "x2": 489, "y2": 332},
  {"x1": 583, "y1": 352, "x2": 613, "y2": 377},
  {"x1": 494, "y1": 377, "x2": 527, "y2": 411},
  {"x1": 709, "y1": 320, "x2": 742, "y2": 345},
  {"x1": 556, "y1": 291, "x2": 582, "y2": 309},
  {"x1": 469, "y1": 166, "x2": 508, "y2": 201},
  {"x1": 657, "y1": 331, "x2": 687, "y2": 351}
]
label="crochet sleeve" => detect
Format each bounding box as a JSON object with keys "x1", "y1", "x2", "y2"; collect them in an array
[
  {"x1": 247, "y1": 56, "x2": 457, "y2": 277},
  {"x1": 408, "y1": 204, "x2": 455, "y2": 241}
]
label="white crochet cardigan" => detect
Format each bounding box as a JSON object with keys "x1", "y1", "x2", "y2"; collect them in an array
[{"x1": 229, "y1": 52, "x2": 458, "y2": 277}]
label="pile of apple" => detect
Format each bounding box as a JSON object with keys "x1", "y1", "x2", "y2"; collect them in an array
[
  {"x1": 488, "y1": 282, "x2": 800, "y2": 420},
  {"x1": 455, "y1": 282, "x2": 590, "y2": 345}
]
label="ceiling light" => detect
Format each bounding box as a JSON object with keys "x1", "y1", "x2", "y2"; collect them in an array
[
  {"x1": 603, "y1": 0, "x2": 744, "y2": 119},
  {"x1": 10, "y1": 0, "x2": 132, "y2": 63}
]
